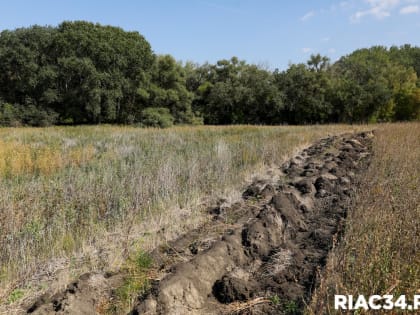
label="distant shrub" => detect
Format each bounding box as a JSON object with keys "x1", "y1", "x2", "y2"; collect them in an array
[
  {"x1": 0, "y1": 101, "x2": 58, "y2": 127},
  {"x1": 0, "y1": 102, "x2": 21, "y2": 127},
  {"x1": 20, "y1": 104, "x2": 59, "y2": 127},
  {"x1": 190, "y1": 115, "x2": 204, "y2": 125},
  {"x1": 140, "y1": 107, "x2": 174, "y2": 128}
]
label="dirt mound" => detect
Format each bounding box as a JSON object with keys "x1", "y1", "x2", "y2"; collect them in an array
[
  {"x1": 26, "y1": 132, "x2": 373, "y2": 315},
  {"x1": 26, "y1": 272, "x2": 123, "y2": 314},
  {"x1": 130, "y1": 132, "x2": 373, "y2": 315}
]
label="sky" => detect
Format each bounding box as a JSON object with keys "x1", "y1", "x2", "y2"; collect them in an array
[{"x1": 0, "y1": 0, "x2": 419, "y2": 70}]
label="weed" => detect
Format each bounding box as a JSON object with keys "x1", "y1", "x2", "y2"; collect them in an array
[
  {"x1": 135, "y1": 251, "x2": 153, "y2": 270},
  {"x1": 284, "y1": 300, "x2": 299, "y2": 315},
  {"x1": 269, "y1": 294, "x2": 280, "y2": 305},
  {"x1": 7, "y1": 289, "x2": 24, "y2": 304},
  {"x1": 110, "y1": 250, "x2": 153, "y2": 313}
]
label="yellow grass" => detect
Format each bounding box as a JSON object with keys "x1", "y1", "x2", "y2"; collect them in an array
[{"x1": 308, "y1": 122, "x2": 420, "y2": 314}]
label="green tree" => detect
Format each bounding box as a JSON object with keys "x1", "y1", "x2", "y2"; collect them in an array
[
  {"x1": 148, "y1": 55, "x2": 197, "y2": 124},
  {"x1": 0, "y1": 26, "x2": 58, "y2": 111},
  {"x1": 192, "y1": 57, "x2": 283, "y2": 124},
  {"x1": 389, "y1": 44, "x2": 420, "y2": 78},
  {"x1": 52, "y1": 21, "x2": 154, "y2": 123},
  {"x1": 0, "y1": 22, "x2": 154, "y2": 125},
  {"x1": 0, "y1": 101, "x2": 20, "y2": 126},
  {"x1": 1, "y1": 22, "x2": 418, "y2": 126},
  {"x1": 330, "y1": 46, "x2": 419, "y2": 122},
  {"x1": 275, "y1": 59, "x2": 332, "y2": 124},
  {"x1": 307, "y1": 53, "x2": 330, "y2": 72},
  {"x1": 140, "y1": 107, "x2": 174, "y2": 128}
]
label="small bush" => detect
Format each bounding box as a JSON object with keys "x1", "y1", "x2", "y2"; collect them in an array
[
  {"x1": 20, "y1": 104, "x2": 59, "y2": 127},
  {"x1": 140, "y1": 107, "x2": 174, "y2": 128},
  {"x1": 0, "y1": 102, "x2": 21, "y2": 126},
  {"x1": 0, "y1": 101, "x2": 58, "y2": 127}
]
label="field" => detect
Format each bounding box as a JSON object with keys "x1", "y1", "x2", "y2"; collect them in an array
[
  {"x1": 309, "y1": 122, "x2": 420, "y2": 314},
  {"x1": 0, "y1": 123, "x2": 418, "y2": 315},
  {"x1": 0, "y1": 125, "x2": 367, "y2": 300}
]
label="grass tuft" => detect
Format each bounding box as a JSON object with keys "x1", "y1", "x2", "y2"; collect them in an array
[
  {"x1": 7, "y1": 289, "x2": 24, "y2": 304},
  {"x1": 110, "y1": 250, "x2": 153, "y2": 314}
]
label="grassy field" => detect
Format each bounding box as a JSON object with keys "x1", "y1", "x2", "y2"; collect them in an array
[
  {"x1": 0, "y1": 124, "x2": 371, "y2": 303},
  {"x1": 309, "y1": 122, "x2": 420, "y2": 314}
]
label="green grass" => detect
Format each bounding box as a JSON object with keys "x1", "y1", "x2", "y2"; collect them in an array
[
  {"x1": 110, "y1": 250, "x2": 153, "y2": 314},
  {"x1": 0, "y1": 124, "x2": 370, "y2": 304},
  {"x1": 7, "y1": 289, "x2": 24, "y2": 304}
]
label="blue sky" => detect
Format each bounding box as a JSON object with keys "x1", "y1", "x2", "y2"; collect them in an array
[{"x1": 0, "y1": 0, "x2": 419, "y2": 69}]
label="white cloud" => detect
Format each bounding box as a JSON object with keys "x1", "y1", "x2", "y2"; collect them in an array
[
  {"x1": 366, "y1": 0, "x2": 400, "y2": 5},
  {"x1": 302, "y1": 47, "x2": 312, "y2": 53},
  {"x1": 400, "y1": 4, "x2": 419, "y2": 13},
  {"x1": 328, "y1": 48, "x2": 337, "y2": 54},
  {"x1": 322, "y1": 37, "x2": 331, "y2": 42},
  {"x1": 351, "y1": 0, "x2": 401, "y2": 21},
  {"x1": 301, "y1": 11, "x2": 315, "y2": 21}
]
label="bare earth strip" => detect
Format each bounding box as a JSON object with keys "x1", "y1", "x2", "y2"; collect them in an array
[{"x1": 26, "y1": 131, "x2": 373, "y2": 314}]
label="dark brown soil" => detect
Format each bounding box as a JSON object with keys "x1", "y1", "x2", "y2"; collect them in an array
[
  {"x1": 26, "y1": 272, "x2": 124, "y2": 314},
  {"x1": 26, "y1": 132, "x2": 373, "y2": 315}
]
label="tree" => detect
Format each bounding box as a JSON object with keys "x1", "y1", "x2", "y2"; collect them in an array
[
  {"x1": 330, "y1": 46, "x2": 419, "y2": 122},
  {"x1": 148, "y1": 55, "x2": 197, "y2": 124},
  {"x1": 0, "y1": 22, "x2": 418, "y2": 126},
  {"x1": 0, "y1": 26, "x2": 57, "y2": 109},
  {"x1": 307, "y1": 54, "x2": 330, "y2": 72},
  {"x1": 0, "y1": 22, "x2": 155, "y2": 125},
  {"x1": 275, "y1": 59, "x2": 332, "y2": 124},
  {"x1": 52, "y1": 21, "x2": 154, "y2": 123},
  {"x1": 389, "y1": 44, "x2": 420, "y2": 78},
  {"x1": 140, "y1": 107, "x2": 174, "y2": 128},
  {"x1": 192, "y1": 57, "x2": 283, "y2": 124}
]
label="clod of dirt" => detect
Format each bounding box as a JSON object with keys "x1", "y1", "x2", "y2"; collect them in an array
[
  {"x1": 260, "y1": 184, "x2": 276, "y2": 199},
  {"x1": 213, "y1": 276, "x2": 258, "y2": 303},
  {"x1": 242, "y1": 180, "x2": 275, "y2": 200},
  {"x1": 293, "y1": 179, "x2": 314, "y2": 194},
  {"x1": 26, "y1": 272, "x2": 124, "y2": 314},
  {"x1": 242, "y1": 206, "x2": 284, "y2": 258},
  {"x1": 314, "y1": 174, "x2": 337, "y2": 192},
  {"x1": 271, "y1": 192, "x2": 307, "y2": 231}
]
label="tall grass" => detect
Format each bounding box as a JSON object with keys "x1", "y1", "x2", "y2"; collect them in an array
[
  {"x1": 0, "y1": 124, "x2": 368, "y2": 303},
  {"x1": 309, "y1": 122, "x2": 420, "y2": 314}
]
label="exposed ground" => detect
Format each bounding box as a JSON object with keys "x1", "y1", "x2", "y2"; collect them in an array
[{"x1": 24, "y1": 131, "x2": 374, "y2": 314}]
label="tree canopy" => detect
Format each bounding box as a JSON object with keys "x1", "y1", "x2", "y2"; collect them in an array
[{"x1": 0, "y1": 22, "x2": 419, "y2": 126}]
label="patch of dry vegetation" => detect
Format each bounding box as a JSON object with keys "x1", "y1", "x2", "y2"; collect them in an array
[
  {"x1": 309, "y1": 122, "x2": 420, "y2": 314},
  {"x1": 0, "y1": 124, "x2": 369, "y2": 307}
]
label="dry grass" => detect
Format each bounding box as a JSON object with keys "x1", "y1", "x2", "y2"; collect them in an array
[
  {"x1": 308, "y1": 122, "x2": 420, "y2": 314},
  {"x1": 222, "y1": 297, "x2": 271, "y2": 314},
  {"x1": 0, "y1": 124, "x2": 369, "y2": 307}
]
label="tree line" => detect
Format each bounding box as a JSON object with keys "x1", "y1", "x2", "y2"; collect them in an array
[{"x1": 0, "y1": 21, "x2": 419, "y2": 127}]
